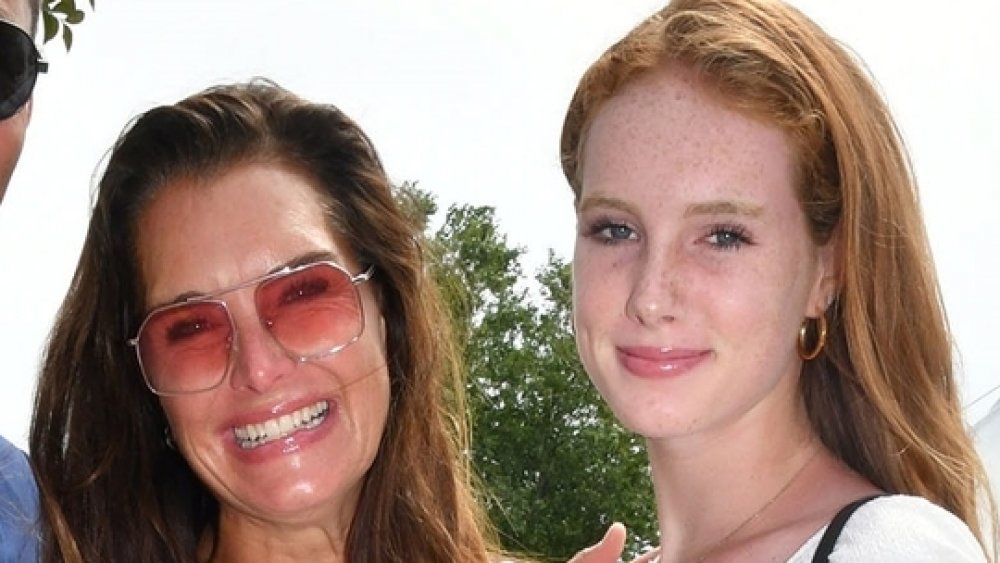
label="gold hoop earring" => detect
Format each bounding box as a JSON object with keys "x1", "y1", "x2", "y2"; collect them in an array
[{"x1": 798, "y1": 314, "x2": 827, "y2": 361}]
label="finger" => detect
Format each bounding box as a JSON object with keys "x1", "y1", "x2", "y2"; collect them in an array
[
  {"x1": 630, "y1": 546, "x2": 661, "y2": 563},
  {"x1": 568, "y1": 522, "x2": 627, "y2": 563}
]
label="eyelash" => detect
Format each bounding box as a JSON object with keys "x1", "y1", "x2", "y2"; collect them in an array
[
  {"x1": 584, "y1": 218, "x2": 638, "y2": 245},
  {"x1": 583, "y1": 216, "x2": 754, "y2": 252},
  {"x1": 705, "y1": 223, "x2": 753, "y2": 251}
]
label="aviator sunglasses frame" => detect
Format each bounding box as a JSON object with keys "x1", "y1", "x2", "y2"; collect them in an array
[
  {"x1": 128, "y1": 260, "x2": 376, "y2": 397},
  {"x1": 0, "y1": 19, "x2": 47, "y2": 120}
]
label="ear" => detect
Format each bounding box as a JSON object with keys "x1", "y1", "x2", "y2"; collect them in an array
[{"x1": 806, "y1": 237, "x2": 840, "y2": 317}]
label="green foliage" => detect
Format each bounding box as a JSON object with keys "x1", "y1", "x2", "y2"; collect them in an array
[
  {"x1": 394, "y1": 180, "x2": 438, "y2": 234},
  {"x1": 408, "y1": 184, "x2": 657, "y2": 561},
  {"x1": 42, "y1": 0, "x2": 94, "y2": 51}
]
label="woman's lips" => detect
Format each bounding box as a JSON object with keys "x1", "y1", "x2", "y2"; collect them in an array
[
  {"x1": 616, "y1": 346, "x2": 711, "y2": 378},
  {"x1": 220, "y1": 397, "x2": 337, "y2": 461},
  {"x1": 232, "y1": 400, "x2": 330, "y2": 450}
]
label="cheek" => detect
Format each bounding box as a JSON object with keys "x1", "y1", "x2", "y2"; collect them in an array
[
  {"x1": 159, "y1": 398, "x2": 225, "y2": 467},
  {"x1": 0, "y1": 121, "x2": 28, "y2": 188},
  {"x1": 0, "y1": 113, "x2": 29, "y2": 147},
  {"x1": 326, "y1": 334, "x2": 391, "y2": 415},
  {"x1": 161, "y1": 397, "x2": 211, "y2": 437},
  {"x1": 572, "y1": 266, "x2": 623, "y2": 374},
  {"x1": 369, "y1": 379, "x2": 391, "y2": 433},
  {"x1": 573, "y1": 254, "x2": 621, "y2": 315},
  {"x1": 341, "y1": 367, "x2": 391, "y2": 455},
  {"x1": 572, "y1": 274, "x2": 605, "y2": 334},
  {"x1": 711, "y1": 260, "x2": 809, "y2": 351},
  {"x1": 712, "y1": 267, "x2": 777, "y2": 323}
]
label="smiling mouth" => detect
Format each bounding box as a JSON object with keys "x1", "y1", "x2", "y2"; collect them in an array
[
  {"x1": 616, "y1": 346, "x2": 711, "y2": 378},
  {"x1": 232, "y1": 400, "x2": 330, "y2": 450}
]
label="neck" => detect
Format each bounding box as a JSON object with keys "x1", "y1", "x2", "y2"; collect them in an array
[
  {"x1": 646, "y1": 401, "x2": 818, "y2": 562},
  {"x1": 201, "y1": 510, "x2": 350, "y2": 563}
]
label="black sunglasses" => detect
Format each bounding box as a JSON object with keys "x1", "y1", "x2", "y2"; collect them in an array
[{"x1": 0, "y1": 19, "x2": 47, "y2": 120}]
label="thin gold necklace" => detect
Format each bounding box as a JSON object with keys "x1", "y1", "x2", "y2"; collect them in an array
[{"x1": 690, "y1": 445, "x2": 821, "y2": 563}]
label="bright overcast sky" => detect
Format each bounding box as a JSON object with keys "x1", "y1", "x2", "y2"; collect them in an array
[{"x1": 0, "y1": 1, "x2": 997, "y2": 450}]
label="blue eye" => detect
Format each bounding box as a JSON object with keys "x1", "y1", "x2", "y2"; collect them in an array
[
  {"x1": 706, "y1": 224, "x2": 751, "y2": 250},
  {"x1": 585, "y1": 220, "x2": 638, "y2": 244},
  {"x1": 602, "y1": 224, "x2": 636, "y2": 240}
]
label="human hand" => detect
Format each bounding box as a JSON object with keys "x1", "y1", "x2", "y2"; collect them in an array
[
  {"x1": 567, "y1": 522, "x2": 626, "y2": 563},
  {"x1": 567, "y1": 522, "x2": 661, "y2": 563}
]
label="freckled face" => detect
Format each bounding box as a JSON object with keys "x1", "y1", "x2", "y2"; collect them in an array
[
  {"x1": 136, "y1": 163, "x2": 390, "y2": 529},
  {"x1": 572, "y1": 65, "x2": 835, "y2": 441}
]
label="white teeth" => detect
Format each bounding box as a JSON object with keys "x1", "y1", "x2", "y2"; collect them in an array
[
  {"x1": 279, "y1": 414, "x2": 293, "y2": 434},
  {"x1": 265, "y1": 419, "x2": 280, "y2": 437},
  {"x1": 233, "y1": 400, "x2": 329, "y2": 449}
]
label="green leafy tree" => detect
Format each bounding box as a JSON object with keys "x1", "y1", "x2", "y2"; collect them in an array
[
  {"x1": 42, "y1": 0, "x2": 94, "y2": 50},
  {"x1": 413, "y1": 185, "x2": 657, "y2": 561}
]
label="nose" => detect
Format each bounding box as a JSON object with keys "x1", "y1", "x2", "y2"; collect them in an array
[
  {"x1": 228, "y1": 306, "x2": 297, "y2": 393},
  {"x1": 625, "y1": 250, "x2": 680, "y2": 326}
]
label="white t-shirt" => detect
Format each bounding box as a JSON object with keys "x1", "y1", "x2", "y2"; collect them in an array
[{"x1": 787, "y1": 494, "x2": 986, "y2": 562}]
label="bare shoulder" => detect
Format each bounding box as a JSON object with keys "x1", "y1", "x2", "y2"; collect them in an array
[{"x1": 789, "y1": 495, "x2": 987, "y2": 562}]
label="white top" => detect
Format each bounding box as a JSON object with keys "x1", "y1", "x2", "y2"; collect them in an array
[{"x1": 787, "y1": 494, "x2": 986, "y2": 562}]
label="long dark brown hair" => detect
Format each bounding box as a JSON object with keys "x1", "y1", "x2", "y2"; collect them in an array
[
  {"x1": 30, "y1": 80, "x2": 495, "y2": 562},
  {"x1": 561, "y1": 0, "x2": 997, "y2": 558}
]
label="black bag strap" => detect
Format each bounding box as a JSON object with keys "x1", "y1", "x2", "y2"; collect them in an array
[{"x1": 810, "y1": 494, "x2": 886, "y2": 562}]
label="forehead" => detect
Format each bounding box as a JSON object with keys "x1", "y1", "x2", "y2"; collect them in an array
[
  {"x1": 136, "y1": 162, "x2": 350, "y2": 303},
  {"x1": 583, "y1": 64, "x2": 793, "y2": 188},
  {"x1": 592, "y1": 66, "x2": 762, "y2": 145},
  {"x1": 0, "y1": 0, "x2": 30, "y2": 32}
]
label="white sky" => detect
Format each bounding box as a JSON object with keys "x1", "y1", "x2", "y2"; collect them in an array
[{"x1": 0, "y1": 1, "x2": 997, "y2": 451}]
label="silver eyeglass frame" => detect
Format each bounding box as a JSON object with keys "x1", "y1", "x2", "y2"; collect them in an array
[{"x1": 127, "y1": 261, "x2": 375, "y2": 396}]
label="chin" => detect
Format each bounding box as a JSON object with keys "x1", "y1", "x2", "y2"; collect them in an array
[
  {"x1": 231, "y1": 475, "x2": 363, "y2": 524},
  {"x1": 600, "y1": 391, "x2": 697, "y2": 440}
]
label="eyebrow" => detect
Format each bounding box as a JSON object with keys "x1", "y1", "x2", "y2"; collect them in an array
[
  {"x1": 282, "y1": 250, "x2": 340, "y2": 271},
  {"x1": 159, "y1": 250, "x2": 344, "y2": 307},
  {"x1": 684, "y1": 200, "x2": 763, "y2": 218},
  {"x1": 576, "y1": 195, "x2": 638, "y2": 215},
  {"x1": 577, "y1": 195, "x2": 762, "y2": 219}
]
